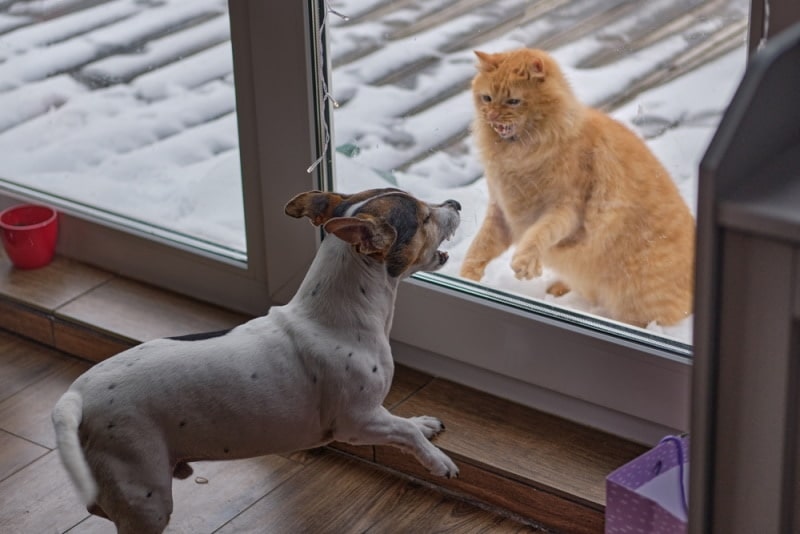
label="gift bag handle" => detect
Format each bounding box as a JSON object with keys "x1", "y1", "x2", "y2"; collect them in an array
[{"x1": 658, "y1": 435, "x2": 689, "y2": 517}]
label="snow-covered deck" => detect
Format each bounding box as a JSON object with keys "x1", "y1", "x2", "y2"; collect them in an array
[{"x1": 330, "y1": 0, "x2": 748, "y2": 175}]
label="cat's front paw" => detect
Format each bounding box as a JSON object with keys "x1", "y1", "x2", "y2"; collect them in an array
[
  {"x1": 511, "y1": 251, "x2": 542, "y2": 280},
  {"x1": 459, "y1": 261, "x2": 485, "y2": 281}
]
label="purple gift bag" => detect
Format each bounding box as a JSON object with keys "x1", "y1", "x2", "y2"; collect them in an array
[{"x1": 605, "y1": 435, "x2": 689, "y2": 534}]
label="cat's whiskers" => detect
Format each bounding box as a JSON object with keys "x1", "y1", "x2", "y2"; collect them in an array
[{"x1": 521, "y1": 128, "x2": 536, "y2": 146}]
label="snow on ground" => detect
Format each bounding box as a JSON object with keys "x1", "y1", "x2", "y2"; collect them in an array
[
  {"x1": 0, "y1": 0, "x2": 749, "y2": 343},
  {"x1": 0, "y1": 0, "x2": 239, "y2": 247}
]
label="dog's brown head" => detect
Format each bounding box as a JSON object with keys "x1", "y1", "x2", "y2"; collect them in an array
[{"x1": 286, "y1": 188, "x2": 461, "y2": 278}]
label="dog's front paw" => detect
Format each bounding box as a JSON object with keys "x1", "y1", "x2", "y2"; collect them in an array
[
  {"x1": 429, "y1": 448, "x2": 459, "y2": 479},
  {"x1": 511, "y1": 250, "x2": 542, "y2": 280},
  {"x1": 411, "y1": 416, "x2": 446, "y2": 439}
]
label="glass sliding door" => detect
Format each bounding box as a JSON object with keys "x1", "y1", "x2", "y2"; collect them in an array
[{"x1": 326, "y1": 0, "x2": 750, "y2": 350}]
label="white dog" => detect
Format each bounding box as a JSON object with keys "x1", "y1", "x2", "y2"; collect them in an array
[{"x1": 52, "y1": 188, "x2": 461, "y2": 533}]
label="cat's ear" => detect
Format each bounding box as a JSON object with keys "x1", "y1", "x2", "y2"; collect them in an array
[
  {"x1": 474, "y1": 50, "x2": 500, "y2": 72},
  {"x1": 528, "y1": 56, "x2": 546, "y2": 79}
]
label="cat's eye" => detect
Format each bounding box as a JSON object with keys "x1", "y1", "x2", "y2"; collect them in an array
[
  {"x1": 480, "y1": 94, "x2": 492, "y2": 103},
  {"x1": 506, "y1": 98, "x2": 521, "y2": 106}
]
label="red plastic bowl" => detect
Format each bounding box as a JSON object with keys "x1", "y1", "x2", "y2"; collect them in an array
[{"x1": 0, "y1": 204, "x2": 59, "y2": 269}]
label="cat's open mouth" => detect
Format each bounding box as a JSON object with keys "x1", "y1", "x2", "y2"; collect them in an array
[{"x1": 491, "y1": 123, "x2": 516, "y2": 139}]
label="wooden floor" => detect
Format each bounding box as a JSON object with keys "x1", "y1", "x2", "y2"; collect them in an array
[{"x1": 0, "y1": 331, "x2": 538, "y2": 533}]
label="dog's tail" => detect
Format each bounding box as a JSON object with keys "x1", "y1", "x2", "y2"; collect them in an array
[{"x1": 52, "y1": 390, "x2": 98, "y2": 506}]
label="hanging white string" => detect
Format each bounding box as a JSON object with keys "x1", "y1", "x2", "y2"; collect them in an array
[{"x1": 307, "y1": 1, "x2": 349, "y2": 174}]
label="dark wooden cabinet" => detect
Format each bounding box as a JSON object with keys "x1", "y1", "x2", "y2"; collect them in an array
[{"x1": 691, "y1": 21, "x2": 800, "y2": 533}]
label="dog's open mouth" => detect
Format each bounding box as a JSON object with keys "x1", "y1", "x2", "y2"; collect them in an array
[
  {"x1": 436, "y1": 214, "x2": 461, "y2": 267},
  {"x1": 427, "y1": 204, "x2": 459, "y2": 270},
  {"x1": 434, "y1": 227, "x2": 456, "y2": 266}
]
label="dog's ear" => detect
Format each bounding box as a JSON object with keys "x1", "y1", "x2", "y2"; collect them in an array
[
  {"x1": 285, "y1": 191, "x2": 349, "y2": 226},
  {"x1": 323, "y1": 215, "x2": 397, "y2": 257}
]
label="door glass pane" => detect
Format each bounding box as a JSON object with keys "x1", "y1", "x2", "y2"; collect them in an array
[
  {"x1": 326, "y1": 0, "x2": 749, "y2": 350},
  {"x1": 0, "y1": 0, "x2": 245, "y2": 259}
]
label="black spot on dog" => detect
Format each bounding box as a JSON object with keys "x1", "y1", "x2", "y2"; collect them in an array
[
  {"x1": 108, "y1": 384, "x2": 116, "y2": 390},
  {"x1": 335, "y1": 345, "x2": 341, "y2": 351},
  {"x1": 179, "y1": 421, "x2": 187, "y2": 428},
  {"x1": 108, "y1": 399, "x2": 114, "y2": 405},
  {"x1": 147, "y1": 491, "x2": 153, "y2": 498},
  {"x1": 126, "y1": 362, "x2": 134, "y2": 367},
  {"x1": 312, "y1": 375, "x2": 318, "y2": 384},
  {"x1": 224, "y1": 448, "x2": 230, "y2": 454},
  {"x1": 345, "y1": 364, "x2": 350, "y2": 371},
  {"x1": 311, "y1": 282, "x2": 321, "y2": 297},
  {"x1": 360, "y1": 285, "x2": 367, "y2": 296},
  {"x1": 167, "y1": 329, "x2": 232, "y2": 342},
  {"x1": 360, "y1": 385, "x2": 365, "y2": 392},
  {"x1": 348, "y1": 352, "x2": 353, "y2": 358},
  {"x1": 372, "y1": 365, "x2": 377, "y2": 373},
  {"x1": 107, "y1": 422, "x2": 115, "y2": 430},
  {"x1": 251, "y1": 372, "x2": 258, "y2": 380}
]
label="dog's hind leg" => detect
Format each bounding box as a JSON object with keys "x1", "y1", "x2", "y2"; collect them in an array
[
  {"x1": 338, "y1": 407, "x2": 459, "y2": 478},
  {"x1": 104, "y1": 474, "x2": 174, "y2": 534},
  {"x1": 92, "y1": 450, "x2": 175, "y2": 534}
]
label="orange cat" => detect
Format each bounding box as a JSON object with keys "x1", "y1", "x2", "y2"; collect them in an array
[{"x1": 460, "y1": 48, "x2": 695, "y2": 327}]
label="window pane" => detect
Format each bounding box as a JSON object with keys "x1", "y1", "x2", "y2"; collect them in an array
[
  {"x1": 0, "y1": 0, "x2": 245, "y2": 259},
  {"x1": 327, "y1": 0, "x2": 749, "y2": 349}
]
